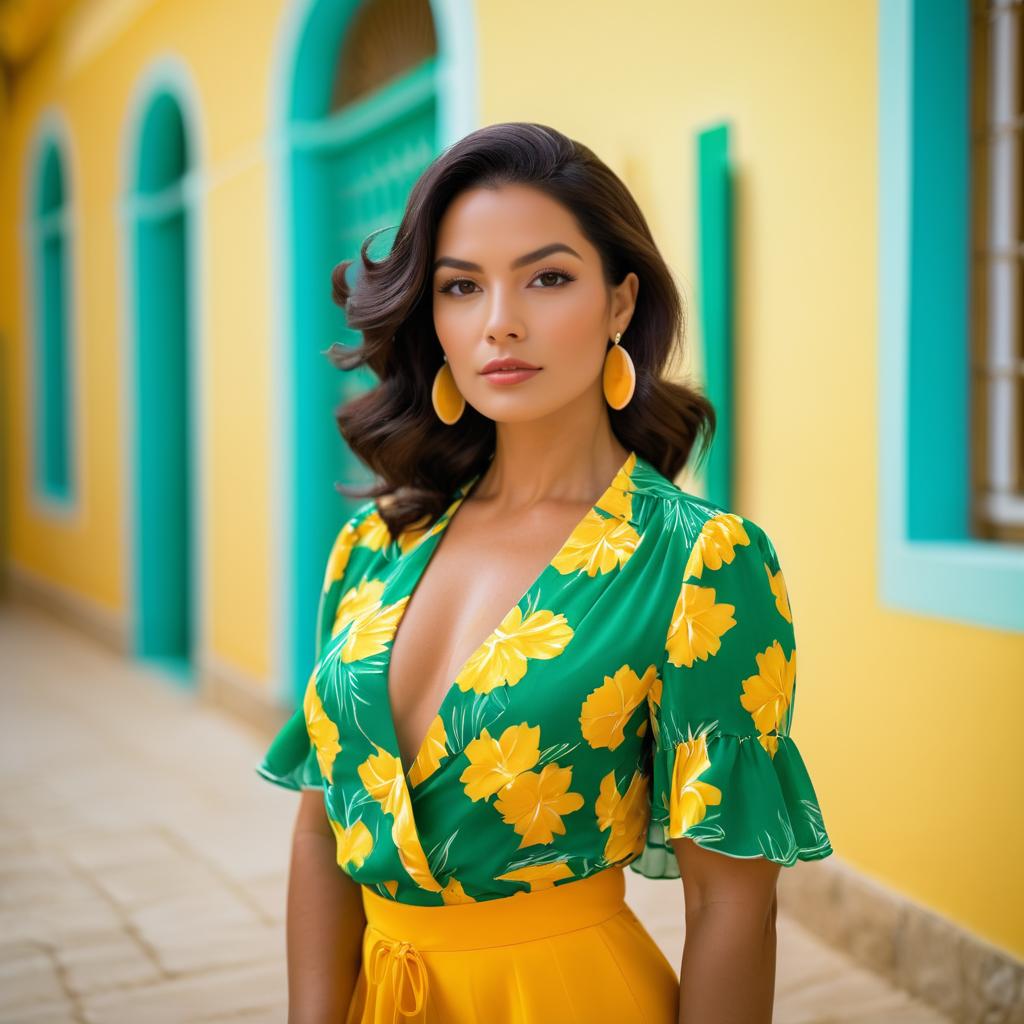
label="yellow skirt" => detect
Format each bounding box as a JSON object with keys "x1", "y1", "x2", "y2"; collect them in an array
[{"x1": 344, "y1": 866, "x2": 679, "y2": 1024}]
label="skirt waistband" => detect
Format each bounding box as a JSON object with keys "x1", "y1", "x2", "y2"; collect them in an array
[{"x1": 360, "y1": 865, "x2": 627, "y2": 951}]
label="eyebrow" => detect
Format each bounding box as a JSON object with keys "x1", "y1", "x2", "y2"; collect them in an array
[{"x1": 432, "y1": 242, "x2": 583, "y2": 274}]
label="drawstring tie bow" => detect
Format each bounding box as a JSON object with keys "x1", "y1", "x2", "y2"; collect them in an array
[{"x1": 367, "y1": 936, "x2": 429, "y2": 1022}]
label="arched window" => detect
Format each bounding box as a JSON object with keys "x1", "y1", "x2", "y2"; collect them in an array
[{"x1": 330, "y1": 0, "x2": 437, "y2": 111}]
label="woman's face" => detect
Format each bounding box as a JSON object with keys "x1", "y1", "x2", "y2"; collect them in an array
[{"x1": 431, "y1": 183, "x2": 637, "y2": 424}]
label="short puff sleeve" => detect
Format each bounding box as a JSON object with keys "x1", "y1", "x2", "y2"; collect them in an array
[
  {"x1": 629, "y1": 511, "x2": 833, "y2": 879},
  {"x1": 255, "y1": 500, "x2": 376, "y2": 792}
]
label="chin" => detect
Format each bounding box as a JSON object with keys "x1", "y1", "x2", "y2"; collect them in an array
[{"x1": 478, "y1": 397, "x2": 575, "y2": 425}]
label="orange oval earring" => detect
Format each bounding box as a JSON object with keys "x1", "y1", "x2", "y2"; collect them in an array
[
  {"x1": 602, "y1": 331, "x2": 635, "y2": 409},
  {"x1": 432, "y1": 354, "x2": 465, "y2": 424}
]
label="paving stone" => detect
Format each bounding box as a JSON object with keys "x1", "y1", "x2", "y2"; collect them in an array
[
  {"x1": 238, "y1": 871, "x2": 289, "y2": 924},
  {"x1": 0, "y1": 894, "x2": 124, "y2": 946},
  {"x1": 0, "y1": 858, "x2": 95, "y2": 909},
  {"x1": 775, "y1": 957, "x2": 951, "y2": 1022},
  {"x1": 88, "y1": 855, "x2": 233, "y2": 913},
  {"x1": 2, "y1": 1001, "x2": 81, "y2": 1024},
  {"x1": 56, "y1": 826, "x2": 184, "y2": 873},
  {"x1": 136, "y1": 916, "x2": 284, "y2": 976},
  {"x1": 0, "y1": 942, "x2": 68, "y2": 1015},
  {"x1": 80, "y1": 960, "x2": 287, "y2": 1024},
  {"x1": 52, "y1": 929, "x2": 162, "y2": 996}
]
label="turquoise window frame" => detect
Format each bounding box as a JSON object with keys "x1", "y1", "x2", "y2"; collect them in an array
[{"x1": 879, "y1": 0, "x2": 1024, "y2": 633}]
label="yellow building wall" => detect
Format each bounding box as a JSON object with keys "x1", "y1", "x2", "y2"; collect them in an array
[
  {"x1": 1, "y1": 0, "x2": 1021, "y2": 959},
  {"x1": 472, "y1": 0, "x2": 1024, "y2": 957}
]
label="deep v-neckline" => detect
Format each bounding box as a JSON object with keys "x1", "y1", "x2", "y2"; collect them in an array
[{"x1": 383, "y1": 448, "x2": 639, "y2": 783}]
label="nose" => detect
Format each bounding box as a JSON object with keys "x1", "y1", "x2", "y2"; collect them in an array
[{"x1": 483, "y1": 284, "x2": 527, "y2": 344}]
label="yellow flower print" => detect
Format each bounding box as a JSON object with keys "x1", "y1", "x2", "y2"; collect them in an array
[
  {"x1": 665, "y1": 582, "x2": 737, "y2": 668},
  {"x1": 332, "y1": 577, "x2": 384, "y2": 638},
  {"x1": 358, "y1": 744, "x2": 442, "y2": 892},
  {"x1": 646, "y1": 672, "x2": 663, "y2": 745},
  {"x1": 739, "y1": 641, "x2": 796, "y2": 735},
  {"x1": 551, "y1": 510, "x2": 641, "y2": 577},
  {"x1": 594, "y1": 451, "x2": 638, "y2": 521},
  {"x1": 765, "y1": 563, "x2": 792, "y2": 622},
  {"x1": 455, "y1": 606, "x2": 574, "y2": 694},
  {"x1": 493, "y1": 762, "x2": 585, "y2": 848},
  {"x1": 758, "y1": 733, "x2": 780, "y2": 759},
  {"x1": 495, "y1": 861, "x2": 575, "y2": 891},
  {"x1": 460, "y1": 723, "x2": 541, "y2": 801},
  {"x1": 381, "y1": 880, "x2": 399, "y2": 898},
  {"x1": 322, "y1": 521, "x2": 359, "y2": 590},
  {"x1": 354, "y1": 509, "x2": 392, "y2": 550},
  {"x1": 580, "y1": 664, "x2": 659, "y2": 750},
  {"x1": 329, "y1": 817, "x2": 373, "y2": 870},
  {"x1": 668, "y1": 731, "x2": 723, "y2": 837},
  {"x1": 440, "y1": 876, "x2": 476, "y2": 905},
  {"x1": 401, "y1": 494, "x2": 463, "y2": 553},
  {"x1": 595, "y1": 769, "x2": 649, "y2": 862},
  {"x1": 395, "y1": 513, "x2": 433, "y2": 554},
  {"x1": 683, "y1": 513, "x2": 750, "y2": 580},
  {"x1": 303, "y1": 673, "x2": 341, "y2": 783},
  {"x1": 391, "y1": 787, "x2": 443, "y2": 892},
  {"x1": 407, "y1": 714, "x2": 449, "y2": 788},
  {"x1": 337, "y1": 586, "x2": 409, "y2": 662},
  {"x1": 358, "y1": 744, "x2": 406, "y2": 817}
]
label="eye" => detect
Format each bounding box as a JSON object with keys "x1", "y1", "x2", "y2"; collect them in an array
[
  {"x1": 436, "y1": 268, "x2": 577, "y2": 296},
  {"x1": 436, "y1": 276, "x2": 480, "y2": 296},
  {"x1": 529, "y1": 268, "x2": 576, "y2": 288}
]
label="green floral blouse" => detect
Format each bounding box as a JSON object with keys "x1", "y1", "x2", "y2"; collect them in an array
[{"x1": 257, "y1": 449, "x2": 833, "y2": 905}]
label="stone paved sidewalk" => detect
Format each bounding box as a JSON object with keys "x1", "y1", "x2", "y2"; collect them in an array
[{"x1": 0, "y1": 601, "x2": 951, "y2": 1023}]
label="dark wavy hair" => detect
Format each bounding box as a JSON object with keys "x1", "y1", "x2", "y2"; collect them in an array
[{"x1": 326, "y1": 121, "x2": 715, "y2": 538}]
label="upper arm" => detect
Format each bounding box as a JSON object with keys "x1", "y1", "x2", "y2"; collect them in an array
[
  {"x1": 294, "y1": 788, "x2": 336, "y2": 840},
  {"x1": 671, "y1": 835, "x2": 780, "y2": 915}
]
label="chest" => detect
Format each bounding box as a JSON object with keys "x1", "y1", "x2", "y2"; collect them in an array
[{"x1": 387, "y1": 499, "x2": 593, "y2": 776}]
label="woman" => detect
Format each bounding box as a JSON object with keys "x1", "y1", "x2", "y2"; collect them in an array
[{"x1": 257, "y1": 121, "x2": 833, "y2": 1024}]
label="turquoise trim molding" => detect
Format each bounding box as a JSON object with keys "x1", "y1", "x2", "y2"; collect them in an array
[
  {"x1": 879, "y1": 0, "x2": 1024, "y2": 632},
  {"x1": 30, "y1": 134, "x2": 74, "y2": 507},
  {"x1": 695, "y1": 123, "x2": 734, "y2": 508}
]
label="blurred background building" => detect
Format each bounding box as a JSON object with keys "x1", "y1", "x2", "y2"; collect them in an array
[{"x1": 0, "y1": 1, "x2": 1021, "y2": 1021}]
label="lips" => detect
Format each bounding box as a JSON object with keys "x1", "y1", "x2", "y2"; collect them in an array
[{"x1": 481, "y1": 358, "x2": 541, "y2": 373}]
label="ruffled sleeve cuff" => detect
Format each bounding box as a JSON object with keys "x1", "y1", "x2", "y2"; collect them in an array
[
  {"x1": 255, "y1": 703, "x2": 325, "y2": 792},
  {"x1": 629, "y1": 730, "x2": 833, "y2": 879}
]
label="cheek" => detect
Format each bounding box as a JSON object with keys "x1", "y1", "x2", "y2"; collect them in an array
[
  {"x1": 542, "y1": 331, "x2": 606, "y2": 385},
  {"x1": 432, "y1": 301, "x2": 476, "y2": 363},
  {"x1": 432, "y1": 298, "x2": 458, "y2": 342},
  {"x1": 541, "y1": 286, "x2": 609, "y2": 373},
  {"x1": 543, "y1": 281, "x2": 607, "y2": 337}
]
